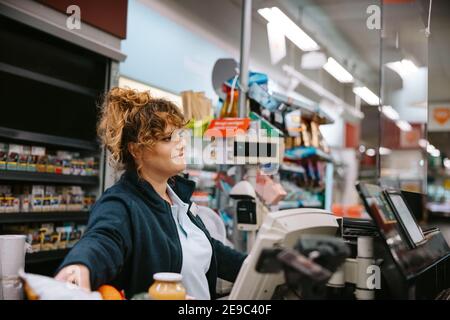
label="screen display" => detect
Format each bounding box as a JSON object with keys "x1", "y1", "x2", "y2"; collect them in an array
[
  {"x1": 236, "y1": 200, "x2": 257, "y2": 224},
  {"x1": 364, "y1": 184, "x2": 397, "y2": 224},
  {"x1": 389, "y1": 194, "x2": 425, "y2": 245}
]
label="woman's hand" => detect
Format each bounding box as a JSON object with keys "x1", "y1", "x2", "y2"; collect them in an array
[{"x1": 55, "y1": 264, "x2": 91, "y2": 291}]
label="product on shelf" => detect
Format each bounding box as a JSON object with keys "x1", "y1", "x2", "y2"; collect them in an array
[
  {"x1": 190, "y1": 191, "x2": 210, "y2": 207},
  {"x1": 219, "y1": 85, "x2": 239, "y2": 118},
  {"x1": 0, "y1": 185, "x2": 20, "y2": 213},
  {"x1": 182, "y1": 90, "x2": 213, "y2": 121},
  {"x1": 0, "y1": 142, "x2": 99, "y2": 177},
  {"x1": 255, "y1": 173, "x2": 287, "y2": 206},
  {"x1": 28, "y1": 146, "x2": 43, "y2": 172},
  {"x1": 6, "y1": 144, "x2": 21, "y2": 171},
  {"x1": 21, "y1": 186, "x2": 31, "y2": 212},
  {"x1": 0, "y1": 184, "x2": 95, "y2": 213},
  {"x1": 18, "y1": 146, "x2": 31, "y2": 171},
  {"x1": 67, "y1": 186, "x2": 84, "y2": 211},
  {"x1": 0, "y1": 143, "x2": 7, "y2": 170},
  {"x1": 31, "y1": 185, "x2": 45, "y2": 212},
  {"x1": 3, "y1": 223, "x2": 87, "y2": 252},
  {"x1": 36, "y1": 150, "x2": 48, "y2": 173}
]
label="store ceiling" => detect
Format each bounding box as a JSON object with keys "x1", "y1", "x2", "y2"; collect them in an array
[
  {"x1": 297, "y1": 0, "x2": 381, "y2": 71},
  {"x1": 144, "y1": 0, "x2": 449, "y2": 150},
  {"x1": 308, "y1": 0, "x2": 450, "y2": 104}
]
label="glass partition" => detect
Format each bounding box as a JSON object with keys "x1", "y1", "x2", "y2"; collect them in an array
[{"x1": 379, "y1": 1, "x2": 429, "y2": 201}]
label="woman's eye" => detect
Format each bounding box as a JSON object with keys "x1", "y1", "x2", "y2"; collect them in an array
[{"x1": 162, "y1": 137, "x2": 172, "y2": 142}]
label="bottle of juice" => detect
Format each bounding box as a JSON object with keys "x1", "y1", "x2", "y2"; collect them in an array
[
  {"x1": 219, "y1": 85, "x2": 239, "y2": 118},
  {"x1": 148, "y1": 273, "x2": 186, "y2": 300}
]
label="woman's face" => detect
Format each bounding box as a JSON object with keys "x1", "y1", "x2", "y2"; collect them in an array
[{"x1": 133, "y1": 125, "x2": 187, "y2": 179}]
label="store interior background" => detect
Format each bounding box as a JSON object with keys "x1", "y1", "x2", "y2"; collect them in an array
[
  {"x1": 119, "y1": 0, "x2": 450, "y2": 242},
  {"x1": 1, "y1": 0, "x2": 450, "y2": 275}
]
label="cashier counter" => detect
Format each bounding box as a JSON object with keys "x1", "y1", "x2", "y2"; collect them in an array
[{"x1": 225, "y1": 183, "x2": 450, "y2": 300}]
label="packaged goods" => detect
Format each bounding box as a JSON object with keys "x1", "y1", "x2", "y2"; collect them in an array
[
  {"x1": 18, "y1": 146, "x2": 31, "y2": 171},
  {"x1": 20, "y1": 186, "x2": 31, "y2": 212},
  {"x1": 35, "y1": 148, "x2": 47, "y2": 173},
  {"x1": 27, "y1": 147, "x2": 41, "y2": 172},
  {"x1": 31, "y1": 185, "x2": 45, "y2": 212},
  {"x1": 0, "y1": 143, "x2": 7, "y2": 170},
  {"x1": 7, "y1": 144, "x2": 22, "y2": 171},
  {"x1": 0, "y1": 185, "x2": 20, "y2": 213}
]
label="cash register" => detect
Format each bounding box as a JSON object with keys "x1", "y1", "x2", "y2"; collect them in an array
[
  {"x1": 352, "y1": 182, "x2": 450, "y2": 299},
  {"x1": 227, "y1": 183, "x2": 450, "y2": 299}
]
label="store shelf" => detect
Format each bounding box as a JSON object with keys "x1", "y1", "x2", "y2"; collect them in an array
[
  {"x1": 280, "y1": 163, "x2": 306, "y2": 174},
  {"x1": 0, "y1": 170, "x2": 99, "y2": 185},
  {"x1": 26, "y1": 249, "x2": 71, "y2": 264},
  {"x1": 271, "y1": 91, "x2": 334, "y2": 124},
  {"x1": 0, "y1": 126, "x2": 98, "y2": 151},
  {"x1": 284, "y1": 147, "x2": 333, "y2": 162},
  {"x1": 0, "y1": 211, "x2": 89, "y2": 224},
  {"x1": 0, "y1": 62, "x2": 97, "y2": 97}
]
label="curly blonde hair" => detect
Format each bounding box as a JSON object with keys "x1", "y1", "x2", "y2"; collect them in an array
[{"x1": 97, "y1": 87, "x2": 186, "y2": 172}]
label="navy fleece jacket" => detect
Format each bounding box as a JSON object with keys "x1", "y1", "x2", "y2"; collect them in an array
[{"x1": 56, "y1": 170, "x2": 246, "y2": 299}]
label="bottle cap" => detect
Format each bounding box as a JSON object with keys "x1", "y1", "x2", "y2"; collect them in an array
[{"x1": 153, "y1": 272, "x2": 182, "y2": 282}]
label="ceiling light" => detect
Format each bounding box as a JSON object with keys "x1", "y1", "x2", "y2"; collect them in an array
[
  {"x1": 444, "y1": 158, "x2": 450, "y2": 169},
  {"x1": 381, "y1": 105, "x2": 399, "y2": 121},
  {"x1": 353, "y1": 86, "x2": 380, "y2": 106},
  {"x1": 431, "y1": 149, "x2": 441, "y2": 158},
  {"x1": 323, "y1": 57, "x2": 354, "y2": 83},
  {"x1": 301, "y1": 51, "x2": 327, "y2": 70},
  {"x1": 395, "y1": 120, "x2": 412, "y2": 132},
  {"x1": 258, "y1": 7, "x2": 320, "y2": 51},
  {"x1": 418, "y1": 139, "x2": 428, "y2": 149},
  {"x1": 366, "y1": 148, "x2": 376, "y2": 157},
  {"x1": 379, "y1": 147, "x2": 392, "y2": 155},
  {"x1": 386, "y1": 59, "x2": 418, "y2": 79}
]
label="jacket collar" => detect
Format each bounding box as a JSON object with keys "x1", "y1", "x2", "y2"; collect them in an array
[{"x1": 122, "y1": 170, "x2": 196, "y2": 206}]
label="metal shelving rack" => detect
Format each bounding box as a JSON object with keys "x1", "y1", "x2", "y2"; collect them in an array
[
  {"x1": 0, "y1": 170, "x2": 99, "y2": 185},
  {"x1": 0, "y1": 126, "x2": 98, "y2": 152},
  {"x1": 26, "y1": 249, "x2": 72, "y2": 264},
  {"x1": 0, "y1": 211, "x2": 89, "y2": 225},
  {"x1": 0, "y1": 14, "x2": 114, "y2": 274},
  {"x1": 0, "y1": 127, "x2": 99, "y2": 268}
]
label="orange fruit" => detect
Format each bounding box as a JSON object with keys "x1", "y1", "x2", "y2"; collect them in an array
[{"x1": 98, "y1": 285, "x2": 124, "y2": 300}]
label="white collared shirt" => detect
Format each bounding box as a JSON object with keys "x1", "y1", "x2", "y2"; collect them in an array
[{"x1": 166, "y1": 185, "x2": 212, "y2": 300}]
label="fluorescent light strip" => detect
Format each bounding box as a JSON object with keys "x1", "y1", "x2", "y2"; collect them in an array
[
  {"x1": 395, "y1": 120, "x2": 412, "y2": 132},
  {"x1": 379, "y1": 147, "x2": 392, "y2": 155},
  {"x1": 418, "y1": 139, "x2": 428, "y2": 149},
  {"x1": 258, "y1": 7, "x2": 320, "y2": 51},
  {"x1": 386, "y1": 59, "x2": 418, "y2": 79},
  {"x1": 366, "y1": 148, "x2": 376, "y2": 157},
  {"x1": 353, "y1": 86, "x2": 380, "y2": 106},
  {"x1": 431, "y1": 149, "x2": 441, "y2": 158},
  {"x1": 443, "y1": 158, "x2": 450, "y2": 169},
  {"x1": 323, "y1": 57, "x2": 354, "y2": 83},
  {"x1": 381, "y1": 105, "x2": 399, "y2": 121}
]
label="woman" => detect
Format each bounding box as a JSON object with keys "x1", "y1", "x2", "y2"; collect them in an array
[{"x1": 55, "y1": 87, "x2": 246, "y2": 299}]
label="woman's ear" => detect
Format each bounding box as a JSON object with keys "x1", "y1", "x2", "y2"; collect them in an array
[{"x1": 128, "y1": 143, "x2": 141, "y2": 161}]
